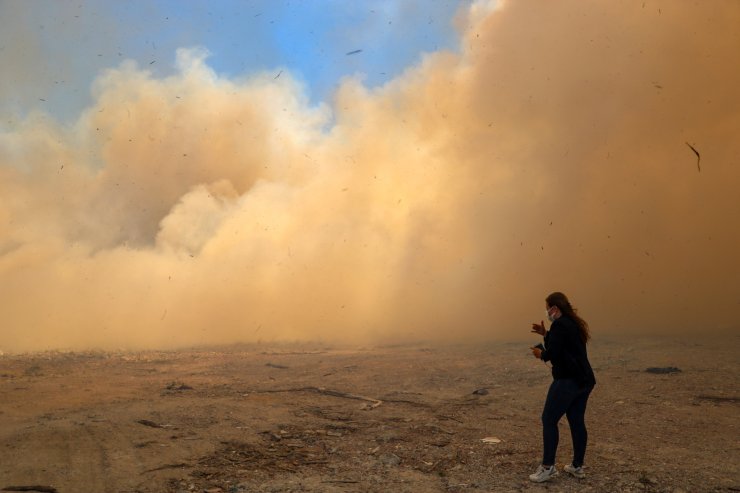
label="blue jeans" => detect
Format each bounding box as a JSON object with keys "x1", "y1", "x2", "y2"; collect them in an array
[{"x1": 541, "y1": 378, "x2": 593, "y2": 467}]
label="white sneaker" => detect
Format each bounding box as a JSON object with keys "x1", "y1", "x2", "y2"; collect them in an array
[
  {"x1": 529, "y1": 464, "x2": 558, "y2": 483},
  {"x1": 564, "y1": 464, "x2": 586, "y2": 478}
]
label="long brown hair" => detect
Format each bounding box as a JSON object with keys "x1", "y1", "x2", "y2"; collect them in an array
[{"x1": 546, "y1": 292, "x2": 591, "y2": 344}]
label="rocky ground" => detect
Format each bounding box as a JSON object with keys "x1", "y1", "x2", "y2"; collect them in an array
[{"x1": 0, "y1": 336, "x2": 737, "y2": 492}]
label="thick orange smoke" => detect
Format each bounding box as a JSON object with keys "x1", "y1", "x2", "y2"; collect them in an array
[{"x1": 1, "y1": 1, "x2": 739, "y2": 352}]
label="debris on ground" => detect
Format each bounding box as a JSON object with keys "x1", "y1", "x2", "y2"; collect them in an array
[
  {"x1": 165, "y1": 381, "x2": 193, "y2": 391},
  {"x1": 695, "y1": 394, "x2": 739, "y2": 404},
  {"x1": 0, "y1": 340, "x2": 736, "y2": 492},
  {"x1": 136, "y1": 419, "x2": 171, "y2": 429},
  {"x1": 2, "y1": 487, "x2": 58, "y2": 493},
  {"x1": 265, "y1": 363, "x2": 289, "y2": 369},
  {"x1": 645, "y1": 367, "x2": 681, "y2": 374}
]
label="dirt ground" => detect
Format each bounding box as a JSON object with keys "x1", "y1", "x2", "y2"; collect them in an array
[{"x1": 0, "y1": 336, "x2": 738, "y2": 493}]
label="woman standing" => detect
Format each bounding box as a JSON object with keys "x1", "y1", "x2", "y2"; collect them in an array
[{"x1": 528, "y1": 292, "x2": 596, "y2": 483}]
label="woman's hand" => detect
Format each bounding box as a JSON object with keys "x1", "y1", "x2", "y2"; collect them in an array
[
  {"x1": 531, "y1": 321, "x2": 546, "y2": 336},
  {"x1": 531, "y1": 347, "x2": 543, "y2": 359}
]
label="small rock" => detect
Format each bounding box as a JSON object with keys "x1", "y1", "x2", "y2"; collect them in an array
[
  {"x1": 166, "y1": 381, "x2": 193, "y2": 391},
  {"x1": 379, "y1": 453, "x2": 401, "y2": 466},
  {"x1": 640, "y1": 475, "x2": 658, "y2": 485}
]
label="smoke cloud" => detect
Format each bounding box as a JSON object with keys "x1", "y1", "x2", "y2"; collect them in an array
[{"x1": 1, "y1": 1, "x2": 739, "y2": 352}]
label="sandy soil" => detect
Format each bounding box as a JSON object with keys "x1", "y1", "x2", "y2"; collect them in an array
[{"x1": 0, "y1": 336, "x2": 737, "y2": 493}]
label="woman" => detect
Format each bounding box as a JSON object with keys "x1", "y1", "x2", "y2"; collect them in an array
[{"x1": 528, "y1": 291, "x2": 596, "y2": 483}]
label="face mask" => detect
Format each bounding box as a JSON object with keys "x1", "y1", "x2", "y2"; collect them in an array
[{"x1": 546, "y1": 308, "x2": 555, "y2": 322}]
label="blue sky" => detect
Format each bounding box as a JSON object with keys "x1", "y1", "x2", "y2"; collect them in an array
[{"x1": 0, "y1": 0, "x2": 467, "y2": 122}]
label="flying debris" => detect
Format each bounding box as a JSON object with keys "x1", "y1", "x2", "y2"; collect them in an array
[
  {"x1": 685, "y1": 142, "x2": 701, "y2": 172},
  {"x1": 346, "y1": 49, "x2": 363, "y2": 55}
]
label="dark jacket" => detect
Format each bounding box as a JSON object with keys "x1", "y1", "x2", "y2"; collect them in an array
[{"x1": 541, "y1": 315, "x2": 596, "y2": 388}]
